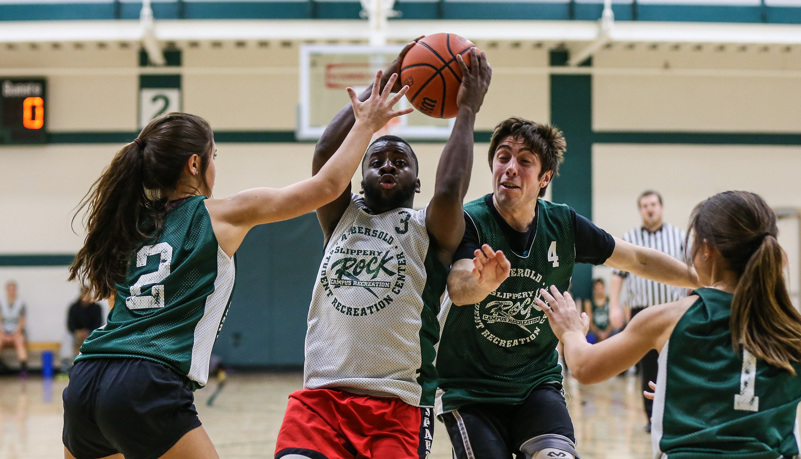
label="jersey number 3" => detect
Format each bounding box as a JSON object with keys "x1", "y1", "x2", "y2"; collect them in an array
[
  {"x1": 734, "y1": 348, "x2": 759, "y2": 412},
  {"x1": 396, "y1": 211, "x2": 410, "y2": 234},
  {"x1": 126, "y1": 242, "x2": 173, "y2": 310}
]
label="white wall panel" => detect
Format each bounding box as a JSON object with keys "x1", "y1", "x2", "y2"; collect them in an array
[
  {"x1": 50, "y1": 74, "x2": 138, "y2": 130},
  {"x1": 594, "y1": 73, "x2": 801, "y2": 132},
  {"x1": 184, "y1": 72, "x2": 298, "y2": 130}
]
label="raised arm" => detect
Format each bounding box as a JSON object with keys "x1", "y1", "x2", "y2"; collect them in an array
[
  {"x1": 206, "y1": 71, "x2": 412, "y2": 257},
  {"x1": 314, "y1": 40, "x2": 418, "y2": 240},
  {"x1": 426, "y1": 49, "x2": 492, "y2": 265},
  {"x1": 605, "y1": 237, "x2": 699, "y2": 289},
  {"x1": 447, "y1": 244, "x2": 510, "y2": 306}
]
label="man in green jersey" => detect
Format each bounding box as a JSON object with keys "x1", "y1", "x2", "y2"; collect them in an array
[{"x1": 436, "y1": 117, "x2": 699, "y2": 459}]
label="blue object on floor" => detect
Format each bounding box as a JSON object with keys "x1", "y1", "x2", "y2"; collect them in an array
[{"x1": 41, "y1": 350, "x2": 54, "y2": 378}]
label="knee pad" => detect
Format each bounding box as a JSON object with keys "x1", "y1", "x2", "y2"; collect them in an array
[
  {"x1": 527, "y1": 447, "x2": 576, "y2": 459},
  {"x1": 520, "y1": 433, "x2": 578, "y2": 459}
]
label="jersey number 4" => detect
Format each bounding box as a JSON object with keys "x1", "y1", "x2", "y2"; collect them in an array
[
  {"x1": 734, "y1": 348, "x2": 759, "y2": 412},
  {"x1": 126, "y1": 242, "x2": 173, "y2": 310},
  {"x1": 548, "y1": 241, "x2": 560, "y2": 268}
]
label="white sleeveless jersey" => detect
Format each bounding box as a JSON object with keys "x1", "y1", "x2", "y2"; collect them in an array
[
  {"x1": 0, "y1": 298, "x2": 26, "y2": 334},
  {"x1": 304, "y1": 194, "x2": 446, "y2": 407}
]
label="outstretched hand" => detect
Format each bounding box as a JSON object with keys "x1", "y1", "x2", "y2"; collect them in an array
[
  {"x1": 455, "y1": 47, "x2": 492, "y2": 114},
  {"x1": 472, "y1": 244, "x2": 510, "y2": 291},
  {"x1": 536, "y1": 285, "x2": 590, "y2": 340},
  {"x1": 348, "y1": 70, "x2": 413, "y2": 133}
]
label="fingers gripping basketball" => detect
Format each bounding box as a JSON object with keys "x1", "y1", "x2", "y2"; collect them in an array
[{"x1": 400, "y1": 33, "x2": 476, "y2": 119}]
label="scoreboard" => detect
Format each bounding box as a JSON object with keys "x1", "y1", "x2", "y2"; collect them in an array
[{"x1": 0, "y1": 78, "x2": 46, "y2": 144}]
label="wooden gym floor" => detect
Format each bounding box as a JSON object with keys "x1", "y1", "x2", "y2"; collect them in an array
[{"x1": 1, "y1": 371, "x2": 652, "y2": 458}]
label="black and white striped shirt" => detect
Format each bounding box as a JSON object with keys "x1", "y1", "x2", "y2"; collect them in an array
[{"x1": 612, "y1": 223, "x2": 687, "y2": 308}]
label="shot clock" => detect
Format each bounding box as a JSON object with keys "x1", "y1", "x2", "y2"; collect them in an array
[{"x1": 1, "y1": 78, "x2": 46, "y2": 144}]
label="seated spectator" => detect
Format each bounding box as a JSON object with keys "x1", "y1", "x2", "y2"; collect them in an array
[
  {"x1": 584, "y1": 278, "x2": 616, "y2": 344},
  {"x1": 60, "y1": 286, "x2": 103, "y2": 373},
  {"x1": 0, "y1": 280, "x2": 28, "y2": 376}
]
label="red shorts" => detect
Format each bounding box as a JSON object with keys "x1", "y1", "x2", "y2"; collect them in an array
[{"x1": 275, "y1": 389, "x2": 434, "y2": 459}]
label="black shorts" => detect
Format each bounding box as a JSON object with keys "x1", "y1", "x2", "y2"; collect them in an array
[
  {"x1": 63, "y1": 358, "x2": 202, "y2": 459},
  {"x1": 440, "y1": 382, "x2": 578, "y2": 458}
]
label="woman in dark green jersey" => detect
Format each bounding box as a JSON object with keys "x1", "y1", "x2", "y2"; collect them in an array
[
  {"x1": 62, "y1": 71, "x2": 411, "y2": 459},
  {"x1": 540, "y1": 191, "x2": 801, "y2": 459}
]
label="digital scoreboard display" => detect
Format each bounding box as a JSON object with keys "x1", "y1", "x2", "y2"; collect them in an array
[{"x1": 0, "y1": 78, "x2": 46, "y2": 144}]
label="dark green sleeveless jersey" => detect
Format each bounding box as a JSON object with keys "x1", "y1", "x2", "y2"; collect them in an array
[
  {"x1": 437, "y1": 197, "x2": 576, "y2": 412},
  {"x1": 590, "y1": 297, "x2": 610, "y2": 330},
  {"x1": 77, "y1": 196, "x2": 236, "y2": 390},
  {"x1": 652, "y1": 288, "x2": 801, "y2": 459}
]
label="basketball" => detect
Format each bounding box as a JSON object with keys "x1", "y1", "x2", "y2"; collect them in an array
[{"x1": 400, "y1": 33, "x2": 476, "y2": 119}]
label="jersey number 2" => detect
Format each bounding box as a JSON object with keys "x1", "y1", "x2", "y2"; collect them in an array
[
  {"x1": 734, "y1": 348, "x2": 759, "y2": 412},
  {"x1": 548, "y1": 241, "x2": 560, "y2": 267},
  {"x1": 126, "y1": 242, "x2": 173, "y2": 310}
]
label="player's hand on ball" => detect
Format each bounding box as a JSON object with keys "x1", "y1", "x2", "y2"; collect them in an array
[
  {"x1": 348, "y1": 70, "x2": 413, "y2": 133},
  {"x1": 472, "y1": 244, "x2": 510, "y2": 292},
  {"x1": 383, "y1": 37, "x2": 423, "y2": 92},
  {"x1": 456, "y1": 47, "x2": 492, "y2": 114},
  {"x1": 537, "y1": 285, "x2": 590, "y2": 340}
]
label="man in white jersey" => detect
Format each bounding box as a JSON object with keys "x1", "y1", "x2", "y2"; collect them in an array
[
  {"x1": 609, "y1": 189, "x2": 687, "y2": 432},
  {"x1": 0, "y1": 280, "x2": 28, "y2": 376},
  {"x1": 275, "y1": 43, "x2": 491, "y2": 459}
]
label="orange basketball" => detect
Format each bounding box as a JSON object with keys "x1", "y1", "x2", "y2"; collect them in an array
[{"x1": 400, "y1": 33, "x2": 476, "y2": 119}]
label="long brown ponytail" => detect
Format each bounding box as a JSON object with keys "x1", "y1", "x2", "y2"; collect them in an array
[
  {"x1": 69, "y1": 113, "x2": 214, "y2": 299},
  {"x1": 689, "y1": 191, "x2": 801, "y2": 374}
]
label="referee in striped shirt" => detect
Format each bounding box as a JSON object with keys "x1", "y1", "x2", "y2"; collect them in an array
[{"x1": 610, "y1": 190, "x2": 687, "y2": 433}]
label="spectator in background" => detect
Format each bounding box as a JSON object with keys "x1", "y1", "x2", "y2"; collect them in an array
[
  {"x1": 584, "y1": 278, "x2": 614, "y2": 344},
  {"x1": 60, "y1": 286, "x2": 103, "y2": 373},
  {"x1": 0, "y1": 280, "x2": 28, "y2": 377}
]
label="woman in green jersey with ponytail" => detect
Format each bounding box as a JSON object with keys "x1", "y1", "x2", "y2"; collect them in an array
[
  {"x1": 62, "y1": 71, "x2": 411, "y2": 459},
  {"x1": 540, "y1": 190, "x2": 801, "y2": 459}
]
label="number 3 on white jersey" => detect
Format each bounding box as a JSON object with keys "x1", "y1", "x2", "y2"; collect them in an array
[
  {"x1": 548, "y1": 241, "x2": 560, "y2": 268},
  {"x1": 127, "y1": 242, "x2": 173, "y2": 310}
]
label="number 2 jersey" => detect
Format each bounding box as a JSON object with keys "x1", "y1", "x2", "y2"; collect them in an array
[
  {"x1": 76, "y1": 196, "x2": 236, "y2": 390},
  {"x1": 652, "y1": 288, "x2": 801, "y2": 459},
  {"x1": 303, "y1": 194, "x2": 447, "y2": 408}
]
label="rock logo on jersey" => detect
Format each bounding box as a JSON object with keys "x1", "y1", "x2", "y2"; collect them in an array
[
  {"x1": 318, "y1": 216, "x2": 409, "y2": 317},
  {"x1": 474, "y1": 268, "x2": 549, "y2": 348}
]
